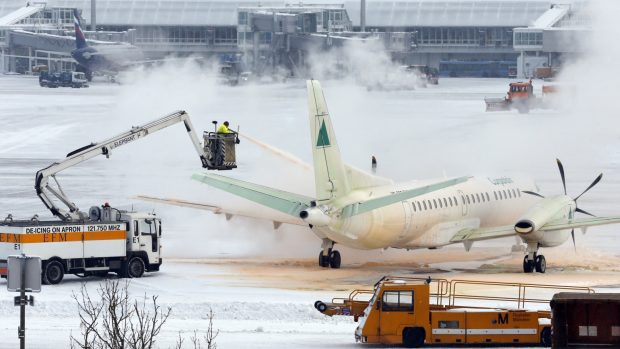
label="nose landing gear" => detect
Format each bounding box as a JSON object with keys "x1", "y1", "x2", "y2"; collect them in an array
[{"x1": 523, "y1": 250, "x2": 546, "y2": 273}]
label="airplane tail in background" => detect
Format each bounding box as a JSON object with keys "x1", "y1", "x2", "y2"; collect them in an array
[
  {"x1": 73, "y1": 9, "x2": 87, "y2": 50},
  {"x1": 307, "y1": 80, "x2": 350, "y2": 203}
]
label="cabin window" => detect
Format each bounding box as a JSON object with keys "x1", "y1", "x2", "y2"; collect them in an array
[
  {"x1": 438, "y1": 199, "x2": 443, "y2": 208},
  {"x1": 461, "y1": 195, "x2": 465, "y2": 205},
  {"x1": 466, "y1": 196, "x2": 471, "y2": 204},
  {"x1": 423, "y1": 201, "x2": 427, "y2": 210},
  {"x1": 443, "y1": 198, "x2": 448, "y2": 207},
  {"x1": 433, "y1": 199, "x2": 437, "y2": 209},
  {"x1": 412, "y1": 202, "x2": 416, "y2": 212},
  {"x1": 494, "y1": 191, "x2": 498, "y2": 200},
  {"x1": 517, "y1": 188, "x2": 521, "y2": 197},
  {"x1": 503, "y1": 190, "x2": 508, "y2": 199},
  {"x1": 454, "y1": 196, "x2": 459, "y2": 206},
  {"x1": 506, "y1": 189, "x2": 512, "y2": 199},
  {"x1": 485, "y1": 192, "x2": 490, "y2": 201},
  {"x1": 417, "y1": 202, "x2": 422, "y2": 211},
  {"x1": 476, "y1": 193, "x2": 481, "y2": 203},
  {"x1": 512, "y1": 189, "x2": 517, "y2": 197},
  {"x1": 439, "y1": 320, "x2": 460, "y2": 329},
  {"x1": 382, "y1": 290, "x2": 414, "y2": 312},
  {"x1": 448, "y1": 197, "x2": 453, "y2": 206}
]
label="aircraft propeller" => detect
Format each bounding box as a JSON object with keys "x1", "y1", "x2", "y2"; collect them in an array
[{"x1": 522, "y1": 159, "x2": 603, "y2": 252}]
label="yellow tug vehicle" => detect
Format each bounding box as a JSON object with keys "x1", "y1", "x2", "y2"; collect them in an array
[{"x1": 315, "y1": 276, "x2": 593, "y2": 348}]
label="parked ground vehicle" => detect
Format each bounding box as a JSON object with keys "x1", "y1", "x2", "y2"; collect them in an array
[
  {"x1": 404, "y1": 65, "x2": 439, "y2": 85},
  {"x1": 0, "y1": 111, "x2": 239, "y2": 284},
  {"x1": 315, "y1": 276, "x2": 593, "y2": 347},
  {"x1": 39, "y1": 71, "x2": 88, "y2": 88},
  {"x1": 39, "y1": 71, "x2": 60, "y2": 88},
  {"x1": 59, "y1": 71, "x2": 89, "y2": 88}
]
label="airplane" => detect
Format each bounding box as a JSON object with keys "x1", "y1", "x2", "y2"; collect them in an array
[
  {"x1": 70, "y1": 10, "x2": 146, "y2": 78},
  {"x1": 140, "y1": 80, "x2": 620, "y2": 273}
]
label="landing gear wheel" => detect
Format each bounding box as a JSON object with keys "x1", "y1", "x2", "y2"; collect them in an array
[
  {"x1": 523, "y1": 256, "x2": 534, "y2": 273},
  {"x1": 403, "y1": 327, "x2": 425, "y2": 348},
  {"x1": 535, "y1": 255, "x2": 546, "y2": 273},
  {"x1": 329, "y1": 250, "x2": 341, "y2": 269},
  {"x1": 42, "y1": 260, "x2": 65, "y2": 285},
  {"x1": 540, "y1": 327, "x2": 551, "y2": 347},
  {"x1": 126, "y1": 256, "x2": 145, "y2": 278},
  {"x1": 318, "y1": 251, "x2": 330, "y2": 268}
]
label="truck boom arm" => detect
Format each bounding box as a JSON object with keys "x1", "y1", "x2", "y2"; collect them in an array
[{"x1": 35, "y1": 110, "x2": 211, "y2": 221}]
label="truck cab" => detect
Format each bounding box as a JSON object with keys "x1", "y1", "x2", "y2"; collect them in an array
[{"x1": 125, "y1": 211, "x2": 162, "y2": 273}]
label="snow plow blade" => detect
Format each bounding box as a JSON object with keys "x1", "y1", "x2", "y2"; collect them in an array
[{"x1": 484, "y1": 97, "x2": 510, "y2": 111}]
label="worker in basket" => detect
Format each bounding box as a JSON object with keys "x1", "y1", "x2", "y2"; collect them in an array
[{"x1": 213, "y1": 121, "x2": 239, "y2": 168}]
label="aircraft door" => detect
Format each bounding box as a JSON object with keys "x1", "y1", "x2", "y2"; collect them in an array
[
  {"x1": 457, "y1": 190, "x2": 468, "y2": 216},
  {"x1": 400, "y1": 201, "x2": 413, "y2": 239}
]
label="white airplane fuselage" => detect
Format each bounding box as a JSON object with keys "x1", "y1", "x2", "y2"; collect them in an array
[{"x1": 313, "y1": 176, "x2": 570, "y2": 250}]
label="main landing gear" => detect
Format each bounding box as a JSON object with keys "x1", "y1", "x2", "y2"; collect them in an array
[
  {"x1": 318, "y1": 239, "x2": 341, "y2": 269},
  {"x1": 523, "y1": 243, "x2": 546, "y2": 273}
]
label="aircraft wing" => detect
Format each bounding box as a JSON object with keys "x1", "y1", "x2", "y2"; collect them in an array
[
  {"x1": 450, "y1": 225, "x2": 516, "y2": 243},
  {"x1": 539, "y1": 216, "x2": 620, "y2": 231},
  {"x1": 450, "y1": 216, "x2": 620, "y2": 243},
  {"x1": 134, "y1": 195, "x2": 306, "y2": 228}
]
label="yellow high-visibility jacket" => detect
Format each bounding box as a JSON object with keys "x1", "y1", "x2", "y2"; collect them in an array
[{"x1": 217, "y1": 124, "x2": 232, "y2": 133}]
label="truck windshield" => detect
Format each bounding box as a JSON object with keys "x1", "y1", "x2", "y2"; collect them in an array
[{"x1": 381, "y1": 290, "x2": 414, "y2": 312}]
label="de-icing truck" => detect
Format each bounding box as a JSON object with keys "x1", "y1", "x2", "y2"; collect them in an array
[{"x1": 0, "y1": 111, "x2": 239, "y2": 284}]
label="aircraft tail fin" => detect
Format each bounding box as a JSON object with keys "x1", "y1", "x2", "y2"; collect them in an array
[
  {"x1": 307, "y1": 80, "x2": 350, "y2": 203},
  {"x1": 73, "y1": 9, "x2": 88, "y2": 49}
]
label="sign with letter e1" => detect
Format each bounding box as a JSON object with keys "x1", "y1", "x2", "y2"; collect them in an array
[{"x1": 7, "y1": 255, "x2": 41, "y2": 292}]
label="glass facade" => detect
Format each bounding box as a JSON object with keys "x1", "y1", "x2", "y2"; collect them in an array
[
  {"x1": 514, "y1": 31, "x2": 543, "y2": 47},
  {"x1": 414, "y1": 27, "x2": 513, "y2": 47}
]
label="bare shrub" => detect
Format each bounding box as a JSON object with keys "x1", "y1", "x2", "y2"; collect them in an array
[{"x1": 71, "y1": 279, "x2": 171, "y2": 349}]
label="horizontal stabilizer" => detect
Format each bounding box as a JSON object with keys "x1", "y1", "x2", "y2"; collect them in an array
[
  {"x1": 134, "y1": 195, "x2": 304, "y2": 227},
  {"x1": 341, "y1": 176, "x2": 470, "y2": 218},
  {"x1": 192, "y1": 173, "x2": 313, "y2": 217}
]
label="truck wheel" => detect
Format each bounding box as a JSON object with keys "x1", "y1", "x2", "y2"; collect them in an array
[
  {"x1": 403, "y1": 327, "x2": 425, "y2": 348},
  {"x1": 127, "y1": 257, "x2": 145, "y2": 278},
  {"x1": 540, "y1": 327, "x2": 551, "y2": 347},
  {"x1": 42, "y1": 260, "x2": 64, "y2": 285}
]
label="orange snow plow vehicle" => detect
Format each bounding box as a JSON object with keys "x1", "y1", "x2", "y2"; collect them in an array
[
  {"x1": 314, "y1": 276, "x2": 593, "y2": 348},
  {"x1": 484, "y1": 80, "x2": 556, "y2": 113}
]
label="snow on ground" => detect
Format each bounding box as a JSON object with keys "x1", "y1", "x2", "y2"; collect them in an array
[{"x1": 0, "y1": 72, "x2": 619, "y2": 348}]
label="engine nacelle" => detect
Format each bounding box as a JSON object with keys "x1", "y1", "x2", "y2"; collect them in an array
[
  {"x1": 514, "y1": 196, "x2": 574, "y2": 238},
  {"x1": 299, "y1": 207, "x2": 331, "y2": 227}
]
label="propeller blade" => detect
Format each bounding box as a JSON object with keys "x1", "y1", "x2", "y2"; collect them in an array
[
  {"x1": 574, "y1": 173, "x2": 603, "y2": 201},
  {"x1": 575, "y1": 207, "x2": 596, "y2": 217},
  {"x1": 556, "y1": 158, "x2": 567, "y2": 195},
  {"x1": 522, "y1": 190, "x2": 545, "y2": 198},
  {"x1": 571, "y1": 228, "x2": 576, "y2": 253}
]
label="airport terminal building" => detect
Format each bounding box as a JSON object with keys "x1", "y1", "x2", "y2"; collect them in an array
[{"x1": 0, "y1": 0, "x2": 588, "y2": 78}]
